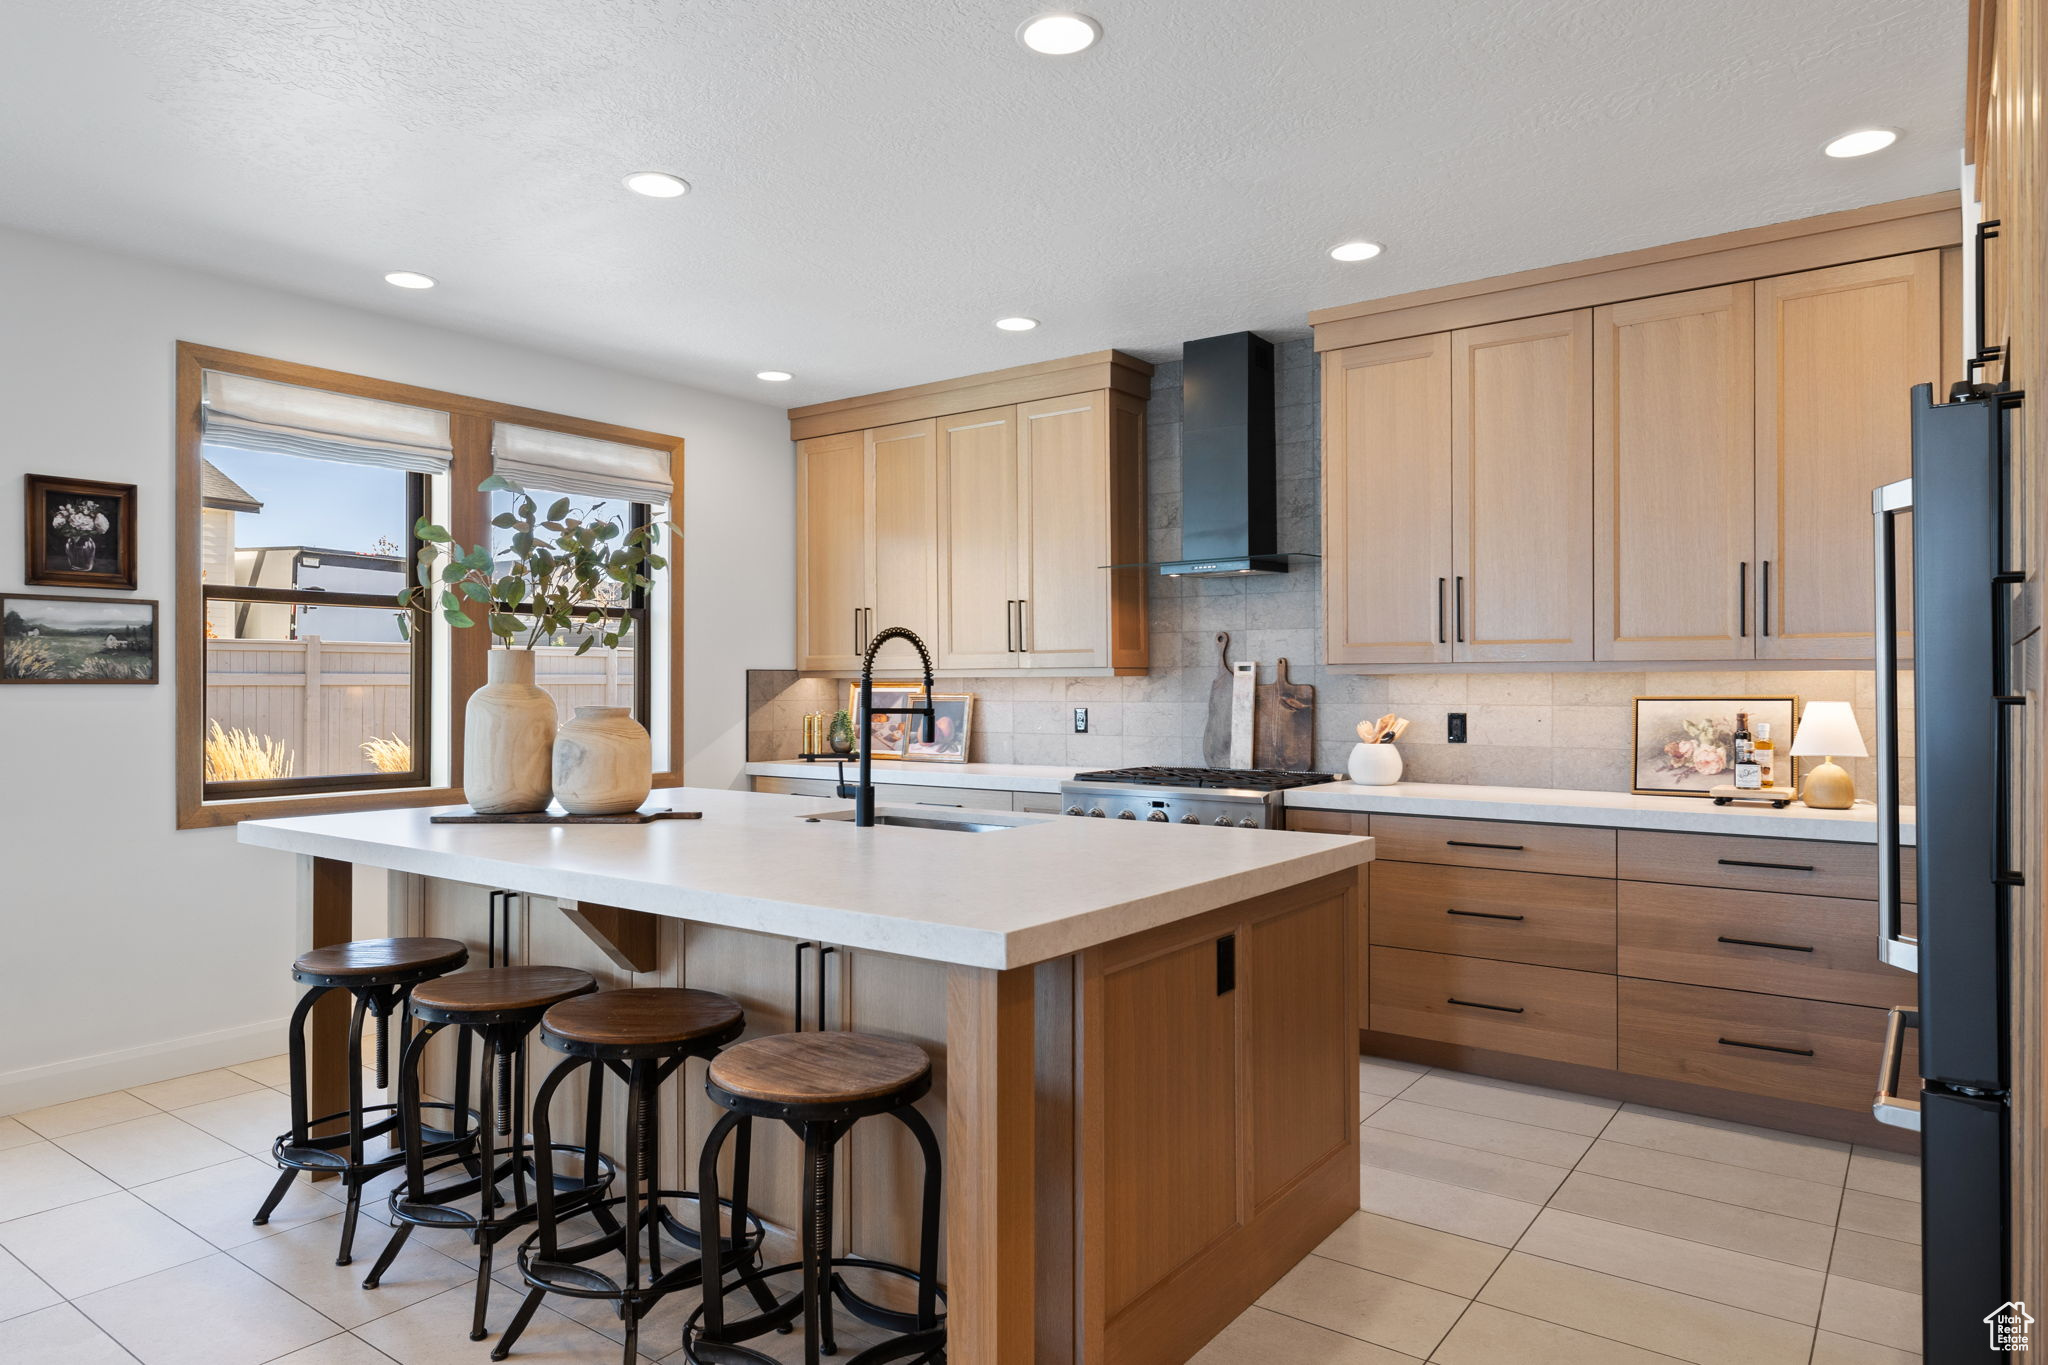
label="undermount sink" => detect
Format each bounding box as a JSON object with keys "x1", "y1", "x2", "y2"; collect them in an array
[{"x1": 806, "y1": 810, "x2": 1012, "y2": 833}]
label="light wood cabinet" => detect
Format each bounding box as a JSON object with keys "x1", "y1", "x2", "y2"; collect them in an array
[
  {"x1": 935, "y1": 407, "x2": 1021, "y2": 670},
  {"x1": 795, "y1": 366, "x2": 1146, "y2": 675},
  {"x1": 1594, "y1": 284, "x2": 1757, "y2": 660},
  {"x1": 1754, "y1": 252, "x2": 1941, "y2": 660},
  {"x1": 1450, "y1": 310, "x2": 1595, "y2": 661},
  {"x1": 1318, "y1": 247, "x2": 1952, "y2": 668},
  {"x1": 795, "y1": 431, "x2": 869, "y2": 671}
]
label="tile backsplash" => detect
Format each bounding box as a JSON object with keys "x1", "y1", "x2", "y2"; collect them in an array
[{"x1": 749, "y1": 339, "x2": 1914, "y2": 802}]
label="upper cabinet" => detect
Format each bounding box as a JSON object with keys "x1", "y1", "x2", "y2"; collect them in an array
[
  {"x1": 1593, "y1": 284, "x2": 1756, "y2": 661},
  {"x1": 1312, "y1": 195, "x2": 1961, "y2": 669},
  {"x1": 790, "y1": 351, "x2": 1151, "y2": 675},
  {"x1": 1754, "y1": 252, "x2": 1939, "y2": 661},
  {"x1": 1451, "y1": 311, "x2": 1595, "y2": 662}
]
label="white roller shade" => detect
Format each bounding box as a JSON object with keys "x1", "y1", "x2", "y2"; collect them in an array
[
  {"x1": 492, "y1": 423, "x2": 673, "y2": 505},
  {"x1": 200, "y1": 371, "x2": 453, "y2": 473}
]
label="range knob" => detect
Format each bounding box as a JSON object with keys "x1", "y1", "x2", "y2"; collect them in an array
[
  {"x1": 1238, "y1": 817, "x2": 1259, "y2": 828},
  {"x1": 1116, "y1": 809, "x2": 1138, "y2": 820},
  {"x1": 1087, "y1": 807, "x2": 1106, "y2": 817},
  {"x1": 1179, "y1": 814, "x2": 1201, "y2": 824},
  {"x1": 1213, "y1": 815, "x2": 1232, "y2": 826},
  {"x1": 1147, "y1": 810, "x2": 1170, "y2": 822},
  {"x1": 1065, "y1": 805, "x2": 1084, "y2": 817}
]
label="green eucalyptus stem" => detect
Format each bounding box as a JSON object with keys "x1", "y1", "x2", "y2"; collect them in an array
[{"x1": 395, "y1": 473, "x2": 668, "y2": 657}]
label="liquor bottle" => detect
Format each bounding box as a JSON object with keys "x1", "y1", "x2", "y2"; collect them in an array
[
  {"x1": 1753, "y1": 722, "x2": 1776, "y2": 788},
  {"x1": 1732, "y1": 712, "x2": 1760, "y2": 789}
]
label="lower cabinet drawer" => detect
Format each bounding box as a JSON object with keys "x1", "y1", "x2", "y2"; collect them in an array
[
  {"x1": 1370, "y1": 862, "x2": 1615, "y2": 972},
  {"x1": 1617, "y1": 978, "x2": 1910, "y2": 1111},
  {"x1": 752, "y1": 776, "x2": 836, "y2": 797},
  {"x1": 1367, "y1": 815, "x2": 1616, "y2": 878},
  {"x1": 1369, "y1": 947, "x2": 1616, "y2": 1069},
  {"x1": 874, "y1": 783, "x2": 1014, "y2": 813},
  {"x1": 1616, "y1": 881, "x2": 1916, "y2": 1009}
]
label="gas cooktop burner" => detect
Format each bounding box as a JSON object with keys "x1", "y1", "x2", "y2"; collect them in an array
[{"x1": 1070, "y1": 766, "x2": 1339, "y2": 792}]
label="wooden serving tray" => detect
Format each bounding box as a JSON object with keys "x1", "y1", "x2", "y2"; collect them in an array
[{"x1": 430, "y1": 808, "x2": 703, "y2": 825}]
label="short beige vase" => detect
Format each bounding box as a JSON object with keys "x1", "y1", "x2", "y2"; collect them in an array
[
  {"x1": 553, "y1": 706, "x2": 653, "y2": 816},
  {"x1": 464, "y1": 650, "x2": 557, "y2": 814}
]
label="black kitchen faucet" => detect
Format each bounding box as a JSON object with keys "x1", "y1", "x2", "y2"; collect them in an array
[{"x1": 837, "y1": 625, "x2": 936, "y2": 827}]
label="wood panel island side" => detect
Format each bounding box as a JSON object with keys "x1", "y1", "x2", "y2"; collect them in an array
[{"x1": 238, "y1": 787, "x2": 1374, "y2": 1365}]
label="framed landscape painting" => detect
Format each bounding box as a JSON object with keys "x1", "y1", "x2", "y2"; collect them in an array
[
  {"x1": 25, "y1": 475, "x2": 137, "y2": 590},
  {"x1": 1, "y1": 594, "x2": 158, "y2": 683},
  {"x1": 1631, "y1": 695, "x2": 1797, "y2": 796}
]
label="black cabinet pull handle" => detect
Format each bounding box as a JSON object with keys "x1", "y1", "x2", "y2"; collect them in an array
[
  {"x1": 1760, "y1": 561, "x2": 1771, "y2": 636},
  {"x1": 793, "y1": 941, "x2": 814, "y2": 1032},
  {"x1": 1454, "y1": 576, "x2": 1465, "y2": 643},
  {"x1": 1717, "y1": 858, "x2": 1815, "y2": 872},
  {"x1": 1448, "y1": 839, "x2": 1525, "y2": 851},
  {"x1": 1448, "y1": 908, "x2": 1526, "y2": 922},
  {"x1": 1216, "y1": 934, "x2": 1236, "y2": 995},
  {"x1": 1738, "y1": 562, "x2": 1748, "y2": 637},
  {"x1": 1718, "y1": 1037, "x2": 1814, "y2": 1057},
  {"x1": 1716, "y1": 934, "x2": 1815, "y2": 953},
  {"x1": 815, "y1": 945, "x2": 836, "y2": 1032},
  {"x1": 1448, "y1": 997, "x2": 1524, "y2": 1014},
  {"x1": 1018, "y1": 599, "x2": 1030, "y2": 653},
  {"x1": 1005, "y1": 599, "x2": 1017, "y2": 652},
  {"x1": 1436, "y1": 578, "x2": 1447, "y2": 645}
]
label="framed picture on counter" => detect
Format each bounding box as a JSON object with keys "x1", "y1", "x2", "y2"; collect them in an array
[
  {"x1": 1631, "y1": 695, "x2": 1798, "y2": 797},
  {"x1": 845, "y1": 682, "x2": 975, "y2": 762},
  {"x1": 2, "y1": 593, "x2": 159, "y2": 683},
  {"x1": 25, "y1": 474, "x2": 138, "y2": 590}
]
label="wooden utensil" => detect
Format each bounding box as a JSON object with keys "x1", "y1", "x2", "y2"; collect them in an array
[
  {"x1": 1255, "y1": 658, "x2": 1317, "y2": 771},
  {"x1": 1202, "y1": 632, "x2": 1234, "y2": 766}
]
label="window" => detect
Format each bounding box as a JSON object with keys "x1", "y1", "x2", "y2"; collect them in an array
[{"x1": 176, "y1": 345, "x2": 683, "y2": 829}]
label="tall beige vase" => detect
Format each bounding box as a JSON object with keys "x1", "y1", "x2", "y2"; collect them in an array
[
  {"x1": 464, "y1": 650, "x2": 557, "y2": 813},
  {"x1": 553, "y1": 706, "x2": 653, "y2": 816}
]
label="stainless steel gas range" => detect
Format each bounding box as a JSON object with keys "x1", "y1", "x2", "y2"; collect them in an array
[{"x1": 1057, "y1": 766, "x2": 1342, "y2": 829}]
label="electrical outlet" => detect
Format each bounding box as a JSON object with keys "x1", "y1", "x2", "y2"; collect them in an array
[
  {"x1": 1074, "y1": 707, "x2": 1089, "y2": 733},
  {"x1": 1447, "y1": 711, "x2": 1467, "y2": 743}
]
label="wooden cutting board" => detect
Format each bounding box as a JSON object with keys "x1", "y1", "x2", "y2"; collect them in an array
[
  {"x1": 1202, "y1": 632, "x2": 1234, "y2": 767},
  {"x1": 1255, "y1": 658, "x2": 1317, "y2": 772}
]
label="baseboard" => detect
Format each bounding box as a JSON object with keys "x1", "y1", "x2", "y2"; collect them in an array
[{"x1": 0, "y1": 1018, "x2": 290, "y2": 1115}]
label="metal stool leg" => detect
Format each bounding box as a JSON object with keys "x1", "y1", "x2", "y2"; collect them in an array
[
  {"x1": 364, "y1": 1020, "x2": 441, "y2": 1290},
  {"x1": 252, "y1": 1168, "x2": 298, "y2": 1227},
  {"x1": 334, "y1": 989, "x2": 374, "y2": 1266}
]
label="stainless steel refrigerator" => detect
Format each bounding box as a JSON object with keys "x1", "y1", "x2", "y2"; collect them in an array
[{"x1": 1872, "y1": 379, "x2": 2025, "y2": 1361}]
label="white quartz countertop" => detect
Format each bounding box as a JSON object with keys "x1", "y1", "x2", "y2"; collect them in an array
[
  {"x1": 1287, "y1": 781, "x2": 1915, "y2": 844},
  {"x1": 744, "y1": 759, "x2": 1076, "y2": 793},
  {"x1": 237, "y1": 786, "x2": 1372, "y2": 970}
]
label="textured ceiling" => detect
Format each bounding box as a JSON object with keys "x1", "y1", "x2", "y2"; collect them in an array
[{"x1": 0, "y1": 0, "x2": 1964, "y2": 407}]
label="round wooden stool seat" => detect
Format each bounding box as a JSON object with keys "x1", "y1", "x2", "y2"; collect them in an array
[
  {"x1": 707, "y1": 1031, "x2": 932, "y2": 1119},
  {"x1": 409, "y1": 966, "x2": 598, "y2": 1024},
  {"x1": 540, "y1": 987, "x2": 744, "y2": 1059},
  {"x1": 293, "y1": 936, "x2": 468, "y2": 986}
]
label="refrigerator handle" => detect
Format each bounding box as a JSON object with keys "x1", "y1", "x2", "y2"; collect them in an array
[
  {"x1": 1872, "y1": 478, "x2": 1918, "y2": 973},
  {"x1": 1872, "y1": 1007, "x2": 1922, "y2": 1131}
]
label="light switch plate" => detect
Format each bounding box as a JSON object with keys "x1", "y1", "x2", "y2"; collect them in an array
[
  {"x1": 1074, "y1": 707, "x2": 1089, "y2": 733},
  {"x1": 1448, "y1": 712, "x2": 1467, "y2": 743}
]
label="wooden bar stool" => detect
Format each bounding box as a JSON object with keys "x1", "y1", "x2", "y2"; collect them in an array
[
  {"x1": 494, "y1": 987, "x2": 770, "y2": 1365},
  {"x1": 253, "y1": 936, "x2": 477, "y2": 1266},
  {"x1": 683, "y1": 1031, "x2": 945, "y2": 1365},
  {"x1": 361, "y1": 965, "x2": 617, "y2": 1343}
]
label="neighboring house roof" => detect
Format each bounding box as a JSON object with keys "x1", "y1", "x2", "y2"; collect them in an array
[{"x1": 201, "y1": 459, "x2": 263, "y2": 513}]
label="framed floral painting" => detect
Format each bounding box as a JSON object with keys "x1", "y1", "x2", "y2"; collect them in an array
[
  {"x1": 25, "y1": 474, "x2": 137, "y2": 590},
  {"x1": 1631, "y1": 695, "x2": 1798, "y2": 797}
]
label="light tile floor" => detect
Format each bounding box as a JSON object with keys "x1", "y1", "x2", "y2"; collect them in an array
[{"x1": 0, "y1": 1055, "x2": 1922, "y2": 1363}]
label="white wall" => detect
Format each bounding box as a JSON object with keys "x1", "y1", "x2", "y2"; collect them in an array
[{"x1": 0, "y1": 224, "x2": 795, "y2": 1109}]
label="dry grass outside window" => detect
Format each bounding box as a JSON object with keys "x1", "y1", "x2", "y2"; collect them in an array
[
  {"x1": 360, "y1": 735, "x2": 413, "y2": 773},
  {"x1": 203, "y1": 719, "x2": 295, "y2": 782}
]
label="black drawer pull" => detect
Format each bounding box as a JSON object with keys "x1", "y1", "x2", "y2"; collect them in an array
[
  {"x1": 1448, "y1": 997, "x2": 1525, "y2": 1014},
  {"x1": 1716, "y1": 858, "x2": 1815, "y2": 872},
  {"x1": 1448, "y1": 908, "x2": 1526, "y2": 922},
  {"x1": 1447, "y1": 840, "x2": 1525, "y2": 852},
  {"x1": 1717, "y1": 1037, "x2": 1815, "y2": 1057},
  {"x1": 1716, "y1": 934, "x2": 1815, "y2": 953}
]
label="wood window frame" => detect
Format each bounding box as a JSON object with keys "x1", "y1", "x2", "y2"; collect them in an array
[{"x1": 175, "y1": 342, "x2": 686, "y2": 830}]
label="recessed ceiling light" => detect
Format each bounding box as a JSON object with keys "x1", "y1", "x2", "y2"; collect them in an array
[
  {"x1": 995, "y1": 316, "x2": 1039, "y2": 331},
  {"x1": 1018, "y1": 12, "x2": 1100, "y2": 55},
  {"x1": 1823, "y1": 128, "x2": 1899, "y2": 158},
  {"x1": 622, "y1": 171, "x2": 691, "y2": 198},
  {"x1": 383, "y1": 271, "x2": 436, "y2": 289},
  {"x1": 1329, "y1": 241, "x2": 1383, "y2": 262},
  {"x1": 756, "y1": 370, "x2": 793, "y2": 382}
]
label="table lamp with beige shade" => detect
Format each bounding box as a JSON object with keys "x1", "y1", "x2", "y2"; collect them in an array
[{"x1": 1790, "y1": 701, "x2": 1868, "y2": 808}]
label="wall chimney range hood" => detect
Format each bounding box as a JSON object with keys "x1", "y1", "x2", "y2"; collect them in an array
[{"x1": 1156, "y1": 331, "x2": 1296, "y2": 577}]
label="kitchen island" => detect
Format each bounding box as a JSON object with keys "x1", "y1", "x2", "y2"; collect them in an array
[{"x1": 239, "y1": 786, "x2": 1374, "y2": 1365}]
